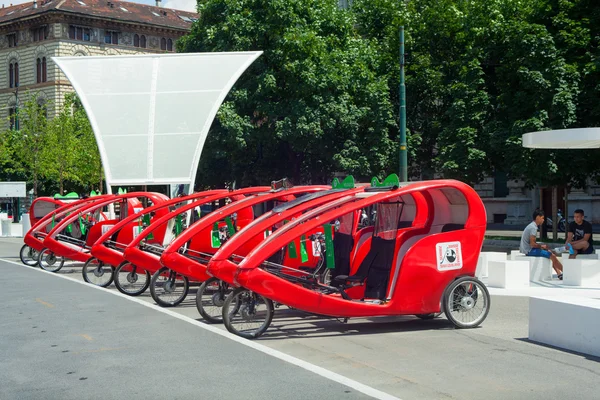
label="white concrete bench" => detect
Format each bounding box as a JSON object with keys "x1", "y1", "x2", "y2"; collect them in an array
[
  {"x1": 514, "y1": 255, "x2": 554, "y2": 281},
  {"x1": 562, "y1": 259, "x2": 600, "y2": 287},
  {"x1": 560, "y1": 253, "x2": 599, "y2": 261},
  {"x1": 488, "y1": 260, "x2": 529, "y2": 288},
  {"x1": 476, "y1": 252, "x2": 507, "y2": 278},
  {"x1": 529, "y1": 296, "x2": 600, "y2": 357},
  {"x1": 509, "y1": 250, "x2": 521, "y2": 260}
]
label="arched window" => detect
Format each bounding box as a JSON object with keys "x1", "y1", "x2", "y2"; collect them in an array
[
  {"x1": 140, "y1": 35, "x2": 146, "y2": 48},
  {"x1": 8, "y1": 60, "x2": 18, "y2": 88},
  {"x1": 133, "y1": 34, "x2": 140, "y2": 47},
  {"x1": 167, "y1": 38, "x2": 173, "y2": 51},
  {"x1": 161, "y1": 37, "x2": 166, "y2": 51},
  {"x1": 8, "y1": 106, "x2": 16, "y2": 130},
  {"x1": 36, "y1": 57, "x2": 47, "y2": 83}
]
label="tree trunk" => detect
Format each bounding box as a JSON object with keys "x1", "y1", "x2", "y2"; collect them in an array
[
  {"x1": 539, "y1": 187, "x2": 547, "y2": 240},
  {"x1": 563, "y1": 187, "x2": 569, "y2": 241},
  {"x1": 552, "y1": 186, "x2": 558, "y2": 241}
]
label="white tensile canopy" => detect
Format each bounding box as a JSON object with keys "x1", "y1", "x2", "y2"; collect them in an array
[
  {"x1": 522, "y1": 128, "x2": 600, "y2": 149},
  {"x1": 53, "y1": 52, "x2": 262, "y2": 193}
]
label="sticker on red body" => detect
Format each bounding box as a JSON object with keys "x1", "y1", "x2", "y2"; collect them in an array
[{"x1": 436, "y1": 241, "x2": 462, "y2": 271}]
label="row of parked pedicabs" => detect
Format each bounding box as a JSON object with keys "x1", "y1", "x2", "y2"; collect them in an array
[{"x1": 19, "y1": 176, "x2": 491, "y2": 339}]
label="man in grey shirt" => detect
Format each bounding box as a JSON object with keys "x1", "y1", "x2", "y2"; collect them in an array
[{"x1": 520, "y1": 209, "x2": 563, "y2": 279}]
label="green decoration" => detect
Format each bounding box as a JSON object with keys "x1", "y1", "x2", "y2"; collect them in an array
[
  {"x1": 117, "y1": 187, "x2": 127, "y2": 195},
  {"x1": 65, "y1": 212, "x2": 72, "y2": 233},
  {"x1": 264, "y1": 230, "x2": 271, "y2": 239},
  {"x1": 288, "y1": 240, "x2": 298, "y2": 259},
  {"x1": 54, "y1": 192, "x2": 79, "y2": 200},
  {"x1": 225, "y1": 216, "x2": 235, "y2": 236},
  {"x1": 51, "y1": 213, "x2": 55, "y2": 229},
  {"x1": 211, "y1": 222, "x2": 221, "y2": 248},
  {"x1": 174, "y1": 214, "x2": 183, "y2": 237},
  {"x1": 324, "y1": 224, "x2": 335, "y2": 269},
  {"x1": 332, "y1": 175, "x2": 355, "y2": 189},
  {"x1": 370, "y1": 174, "x2": 401, "y2": 188},
  {"x1": 300, "y1": 235, "x2": 309, "y2": 263},
  {"x1": 141, "y1": 214, "x2": 153, "y2": 239},
  {"x1": 79, "y1": 215, "x2": 86, "y2": 236}
]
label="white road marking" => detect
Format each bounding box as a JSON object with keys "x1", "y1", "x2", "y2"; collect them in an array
[{"x1": 1, "y1": 257, "x2": 401, "y2": 400}]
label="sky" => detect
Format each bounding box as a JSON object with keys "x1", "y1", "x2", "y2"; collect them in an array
[{"x1": 6, "y1": 0, "x2": 197, "y2": 13}]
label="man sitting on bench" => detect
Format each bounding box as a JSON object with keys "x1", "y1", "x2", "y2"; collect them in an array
[
  {"x1": 520, "y1": 209, "x2": 564, "y2": 280},
  {"x1": 565, "y1": 209, "x2": 594, "y2": 259}
]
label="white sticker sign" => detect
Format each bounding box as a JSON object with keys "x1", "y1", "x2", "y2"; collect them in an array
[
  {"x1": 436, "y1": 241, "x2": 463, "y2": 271},
  {"x1": 133, "y1": 226, "x2": 143, "y2": 239},
  {"x1": 101, "y1": 225, "x2": 115, "y2": 235}
]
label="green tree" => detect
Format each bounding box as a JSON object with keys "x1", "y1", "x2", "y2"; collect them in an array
[
  {"x1": 178, "y1": 0, "x2": 396, "y2": 186},
  {"x1": 4, "y1": 93, "x2": 48, "y2": 196}
]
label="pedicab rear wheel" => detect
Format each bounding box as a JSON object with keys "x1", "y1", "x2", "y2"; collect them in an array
[
  {"x1": 114, "y1": 261, "x2": 151, "y2": 296},
  {"x1": 38, "y1": 248, "x2": 65, "y2": 273},
  {"x1": 20, "y1": 245, "x2": 39, "y2": 267},
  {"x1": 196, "y1": 277, "x2": 236, "y2": 323},
  {"x1": 222, "y1": 287, "x2": 274, "y2": 339},
  {"x1": 442, "y1": 276, "x2": 490, "y2": 328},
  {"x1": 150, "y1": 267, "x2": 189, "y2": 307},
  {"x1": 82, "y1": 257, "x2": 114, "y2": 287}
]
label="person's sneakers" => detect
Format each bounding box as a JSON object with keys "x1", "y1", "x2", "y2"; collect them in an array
[
  {"x1": 558, "y1": 273, "x2": 563, "y2": 281},
  {"x1": 554, "y1": 246, "x2": 566, "y2": 253},
  {"x1": 567, "y1": 243, "x2": 575, "y2": 255}
]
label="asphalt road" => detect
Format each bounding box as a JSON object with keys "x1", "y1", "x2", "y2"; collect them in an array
[{"x1": 2, "y1": 238, "x2": 600, "y2": 400}]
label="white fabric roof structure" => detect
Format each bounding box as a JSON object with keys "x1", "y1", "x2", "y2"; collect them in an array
[
  {"x1": 53, "y1": 52, "x2": 262, "y2": 191},
  {"x1": 522, "y1": 128, "x2": 600, "y2": 149}
]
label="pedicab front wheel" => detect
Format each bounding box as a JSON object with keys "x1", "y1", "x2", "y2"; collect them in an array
[
  {"x1": 222, "y1": 287, "x2": 274, "y2": 339},
  {"x1": 20, "y1": 245, "x2": 39, "y2": 267},
  {"x1": 196, "y1": 277, "x2": 238, "y2": 324},
  {"x1": 114, "y1": 261, "x2": 151, "y2": 296},
  {"x1": 38, "y1": 248, "x2": 65, "y2": 273},
  {"x1": 442, "y1": 276, "x2": 490, "y2": 329},
  {"x1": 150, "y1": 267, "x2": 189, "y2": 307},
  {"x1": 82, "y1": 257, "x2": 114, "y2": 288}
]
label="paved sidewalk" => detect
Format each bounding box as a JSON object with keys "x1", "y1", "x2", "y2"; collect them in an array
[{"x1": 3, "y1": 238, "x2": 600, "y2": 400}]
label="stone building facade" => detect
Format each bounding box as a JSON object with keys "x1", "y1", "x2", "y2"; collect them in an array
[{"x1": 0, "y1": 0, "x2": 198, "y2": 124}]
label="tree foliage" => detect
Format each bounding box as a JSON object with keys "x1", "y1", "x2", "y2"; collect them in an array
[
  {"x1": 178, "y1": 0, "x2": 397, "y2": 186},
  {"x1": 0, "y1": 92, "x2": 103, "y2": 196}
]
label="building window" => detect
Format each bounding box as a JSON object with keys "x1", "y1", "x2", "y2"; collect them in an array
[
  {"x1": 140, "y1": 35, "x2": 146, "y2": 48},
  {"x1": 69, "y1": 25, "x2": 90, "y2": 41},
  {"x1": 36, "y1": 57, "x2": 47, "y2": 83},
  {"x1": 32, "y1": 26, "x2": 47, "y2": 42},
  {"x1": 7, "y1": 33, "x2": 17, "y2": 48},
  {"x1": 161, "y1": 37, "x2": 166, "y2": 51},
  {"x1": 9, "y1": 107, "x2": 16, "y2": 130},
  {"x1": 133, "y1": 34, "x2": 139, "y2": 47},
  {"x1": 8, "y1": 61, "x2": 19, "y2": 88},
  {"x1": 104, "y1": 31, "x2": 118, "y2": 45},
  {"x1": 167, "y1": 38, "x2": 173, "y2": 51}
]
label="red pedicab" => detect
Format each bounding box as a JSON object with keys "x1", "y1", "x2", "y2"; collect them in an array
[
  {"x1": 21, "y1": 195, "x2": 113, "y2": 267},
  {"x1": 90, "y1": 189, "x2": 227, "y2": 294},
  {"x1": 121, "y1": 186, "x2": 272, "y2": 307},
  {"x1": 38, "y1": 192, "x2": 169, "y2": 280},
  {"x1": 214, "y1": 177, "x2": 490, "y2": 339},
  {"x1": 160, "y1": 183, "x2": 341, "y2": 320}
]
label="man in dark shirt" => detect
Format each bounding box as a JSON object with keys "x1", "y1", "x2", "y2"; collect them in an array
[{"x1": 566, "y1": 209, "x2": 594, "y2": 259}]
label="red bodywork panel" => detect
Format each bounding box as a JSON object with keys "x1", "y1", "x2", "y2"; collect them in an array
[
  {"x1": 90, "y1": 190, "x2": 228, "y2": 268},
  {"x1": 121, "y1": 186, "x2": 272, "y2": 276},
  {"x1": 41, "y1": 192, "x2": 169, "y2": 263},
  {"x1": 159, "y1": 186, "x2": 330, "y2": 282},
  {"x1": 218, "y1": 180, "x2": 486, "y2": 318},
  {"x1": 24, "y1": 195, "x2": 114, "y2": 252}
]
